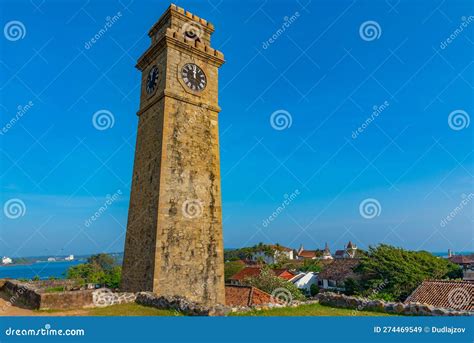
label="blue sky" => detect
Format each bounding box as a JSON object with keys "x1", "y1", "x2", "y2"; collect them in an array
[{"x1": 0, "y1": 0, "x2": 472, "y2": 257}]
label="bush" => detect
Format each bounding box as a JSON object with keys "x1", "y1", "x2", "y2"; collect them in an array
[
  {"x1": 309, "y1": 284, "x2": 319, "y2": 297},
  {"x1": 244, "y1": 266, "x2": 305, "y2": 301},
  {"x1": 66, "y1": 253, "x2": 121, "y2": 289}
]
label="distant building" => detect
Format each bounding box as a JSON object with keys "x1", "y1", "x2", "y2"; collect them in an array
[
  {"x1": 290, "y1": 271, "x2": 318, "y2": 294},
  {"x1": 65, "y1": 255, "x2": 74, "y2": 261},
  {"x1": 250, "y1": 244, "x2": 295, "y2": 264},
  {"x1": 334, "y1": 241, "x2": 358, "y2": 259},
  {"x1": 1, "y1": 256, "x2": 12, "y2": 265},
  {"x1": 47, "y1": 257, "x2": 56, "y2": 262},
  {"x1": 406, "y1": 280, "x2": 474, "y2": 312},
  {"x1": 296, "y1": 245, "x2": 320, "y2": 260},
  {"x1": 321, "y1": 243, "x2": 333, "y2": 260},
  {"x1": 448, "y1": 254, "x2": 474, "y2": 281},
  {"x1": 318, "y1": 259, "x2": 360, "y2": 291}
]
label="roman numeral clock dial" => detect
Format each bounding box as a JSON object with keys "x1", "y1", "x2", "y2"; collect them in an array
[
  {"x1": 146, "y1": 65, "x2": 159, "y2": 94},
  {"x1": 181, "y1": 63, "x2": 207, "y2": 91}
]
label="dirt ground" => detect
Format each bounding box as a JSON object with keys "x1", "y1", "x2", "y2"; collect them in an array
[{"x1": 0, "y1": 296, "x2": 87, "y2": 316}]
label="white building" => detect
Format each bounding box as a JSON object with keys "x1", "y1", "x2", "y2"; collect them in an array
[
  {"x1": 250, "y1": 245, "x2": 295, "y2": 264},
  {"x1": 47, "y1": 257, "x2": 56, "y2": 262},
  {"x1": 65, "y1": 255, "x2": 74, "y2": 261},
  {"x1": 290, "y1": 272, "x2": 318, "y2": 294},
  {"x1": 1, "y1": 256, "x2": 13, "y2": 265}
]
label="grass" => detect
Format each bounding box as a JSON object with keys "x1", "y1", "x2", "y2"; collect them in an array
[
  {"x1": 230, "y1": 303, "x2": 394, "y2": 316},
  {"x1": 44, "y1": 286, "x2": 65, "y2": 293},
  {"x1": 37, "y1": 303, "x2": 182, "y2": 316},
  {"x1": 85, "y1": 303, "x2": 181, "y2": 316}
]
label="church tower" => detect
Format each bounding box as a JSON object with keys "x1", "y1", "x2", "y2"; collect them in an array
[{"x1": 121, "y1": 4, "x2": 225, "y2": 306}]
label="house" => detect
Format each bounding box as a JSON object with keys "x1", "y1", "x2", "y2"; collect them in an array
[
  {"x1": 321, "y1": 243, "x2": 333, "y2": 260},
  {"x1": 290, "y1": 271, "x2": 318, "y2": 294},
  {"x1": 225, "y1": 285, "x2": 276, "y2": 307},
  {"x1": 229, "y1": 266, "x2": 296, "y2": 285},
  {"x1": 1, "y1": 256, "x2": 12, "y2": 265},
  {"x1": 47, "y1": 257, "x2": 56, "y2": 262},
  {"x1": 318, "y1": 259, "x2": 360, "y2": 291},
  {"x1": 296, "y1": 245, "x2": 321, "y2": 260},
  {"x1": 250, "y1": 244, "x2": 295, "y2": 264},
  {"x1": 448, "y1": 255, "x2": 474, "y2": 281},
  {"x1": 405, "y1": 280, "x2": 474, "y2": 312},
  {"x1": 334, "y1": 241, "x2": 358, "y2": 259}
]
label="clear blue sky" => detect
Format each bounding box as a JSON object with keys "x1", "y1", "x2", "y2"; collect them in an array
[{"x1": 0, "y1": 0, "x2": 472, "y2": 257}]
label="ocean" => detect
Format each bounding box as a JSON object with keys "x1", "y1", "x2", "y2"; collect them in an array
[{"x1": 0, "y1": 260, "x2": 84, "y2": 280}]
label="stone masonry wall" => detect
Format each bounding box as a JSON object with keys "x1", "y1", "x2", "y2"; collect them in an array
[{"x1": 318, "y1": 292, "x2": 473, "y2": 316}]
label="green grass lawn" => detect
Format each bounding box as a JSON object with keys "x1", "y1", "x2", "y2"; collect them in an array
[
  {"x1": 37, "y1": 303, "x2": 181, "y2": 316},
  {"x1": 85, "y1": 303, "x2": 182, "y2": 316},
  {"x1": 230, "y1": 303, "x2": 394, "y2": 316}
]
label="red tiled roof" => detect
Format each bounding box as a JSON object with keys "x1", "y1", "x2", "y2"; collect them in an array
[
  {"x1": 298, "y1": 250, "x2": 317, "y2": 258},
  {"x1": 225, "y1": 285, "x2": 275, "y2": 307},
  {"x1": 229, "y1": 267, "x2": 295, "y2": 281},
  {"x1": 318, "y1": 259, "x2": 360, "y2": 282},
  {"x1": 449, "y1": 255, "x2": 474, "y2": 265},
  {"x1": 405, "y1": 280, "x2": 474, "y2": 311}
]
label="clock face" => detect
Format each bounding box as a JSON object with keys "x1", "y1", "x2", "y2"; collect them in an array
[
  {"x1": 146, "y1": 66, "x2": 159, "y2": 94},
  {"x1": 181, "y1": 63, "x2": 207, "y2": 92}
]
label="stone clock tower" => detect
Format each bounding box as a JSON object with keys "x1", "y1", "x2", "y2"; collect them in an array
[{"x1": 121, "y1": 4, "x2": 225, "y2": 306}]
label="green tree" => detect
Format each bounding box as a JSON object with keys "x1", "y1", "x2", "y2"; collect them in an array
[
  {"x1": 224, "y1": 261, "x2": 246, "y2": 282},
  {"x1": 66, "y1": 253, "x2": 121, "y2": 288},
  {"x1": 354, "y1": 244, "x2": 462, "y2": 301},
  {"x1": 244, "y1": 266, "x2": 305, "y2": 301}
]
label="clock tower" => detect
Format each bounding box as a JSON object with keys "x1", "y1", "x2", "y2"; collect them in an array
[{"x1": 121, "y1": 4, "x2": 225, "y2": 306}]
